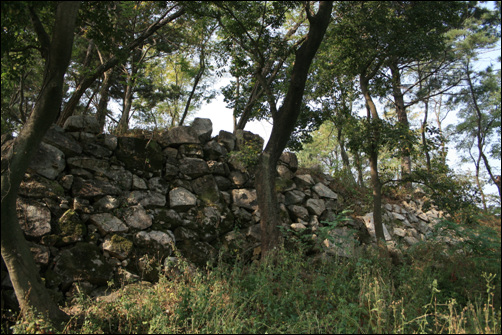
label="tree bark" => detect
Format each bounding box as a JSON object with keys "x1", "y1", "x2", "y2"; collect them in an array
[
  {"x1": 1, "y1": 2, "x2": 79, "y2": 328},
  {"x1": 360, "y1": 71, "x2": 386, "y2": 247},
  {"x1": 465, "y1": 64, "x2": 502, "y2": 200},
  {"x1": 96, "y1": 67, "x2": 114, "y2": 132},
  {"x1": 179, "y1": 48, "x2": 206, "y2": 126},
  {"x1": 256, "y1": 1, "x2": 333, "y2": 258},
  {"x1": 390, "y1": 60, "x2": 412, "y2": 188}
]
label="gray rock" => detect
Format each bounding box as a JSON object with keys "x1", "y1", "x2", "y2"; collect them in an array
[
  {"x1": 393, "y1": 227, "x2": 407, "y2": 237},
  {"x1": 204, "y1": 140, "x2": 227, "y2": 160},
  {"x1": 115, "y1": 137, "x2": 163, "y2": 174},
  {"x1": 127, "y1": 190, "x2": 166, "y2": 208},
  {"x1": 404, "y1": 236, "x2": 420, "y2": 245},
  {"x1": 291, "y1": 222, "x2": 307, "y2": 231},
  {"x1": 67, "y1": 156, "x2": 110, "y2": 174},
  {"x1": 148, "y1": 177, "x2": 169, "y2": 194},
  {"x1": 305, "y1": 198, "x2": 326, "y2": 216},
  {"x1": 43, "y1": 125, "x2": 82, "y2": 157},
  {"x1": 191, "y1": 174, "x2": 220, "y2": 204},
  {"x1": 217, "y1": 130, "x2": 236, "y2": 152},
  {"x1": 312, "y1": 183, "x2": 338, "y2": 199},
  {"x1": 191, "y1": 118, "x2": 213, "y2": 143},
  {"x1": 169, "y1": 187, "x2": 197, "y2": 210},
  {"x1": 179, "y1": 158, "x2": 209, "y2": 178},
  {"x1": 199, "y1": 207, "x2": 221, "y2": 233},
  {"x1": 72, "y1": 177, "x2": 121, "y2": 198},
  {"x1": 106, "y1": 165, "x2": 133, "y2": 191},
  {"x1": 82, "y1": 142, "x2": 112, "y2": 158},
  {"x1": 359, "y1": 213, "x2": 392, "y2": 241},
  {"x1": 122, "y1": 204, "x2": 152, "y2": 229},
  {"x1": 19, "y1": 174, "x2": 65, "y2": 199},
  {"x1": 179, "y1": 144, "x2": 204, "y2": 158},
  {"x1": 214, "y1": 175, "x2": 233, "y2": 191},
  {"x1": 235, "y1": 129, "x2": 264, "y2": 151},
  {"x1": 63, "y1": 115, "x2": 101, "y2": 134},
  {"x1": 284, "y1": 190, "x2": 306, "y2": 206},
  {"x1": 94, "y1": 195, "x2": 121, "y2": 211},
  {"x1": 391, "y1": 212, "x2": 406, "y2": 221},
  {"x1": 132, "y1": 175, "x2": 148, "y2": 190},
  {"x1": 294, "y1": 174, "x2": 315, "y2": 188},
  {"x1": 135, "y1": 230, "x2": 175, "y2": 250},
  {"x1": 162, "y1": 126, "x2": 200, "y2": 147},
  {"x1": 28, "y1": 242, "x2": 50, "y2": 265},
  {"x1": 165, "y1": 162, "x2": 179, "y2": 178},
  {"x1": 207, "y1": 160, "x2": 229, "y2": 176},
  {"x1": 287, "y1": 205, "x2": 309, "y2": 221},
  {"x1": 277, "y1": 165, "x2": 295, "y2": 179},
  {"x1": 229, "y1": 170, "x2": 249, "y2": 187},
  {"x1": 89, "y1": 213, "x2": 128, "y2": 235},
  {"x1": 103, "y1": 134, "x2": 118, "y2": 151},
  {"x1": 279, "y1": 152, "x2": 298, "y2": 172},
  {"x1": 16, "y1": 198, "x2": 51, "y2": 237},
  {"x1": 29, "y1": 142, "x2": 65, "y2": 180},
  {"x1": 232, "y1": 189, "x2": 258, "y2": 210}
]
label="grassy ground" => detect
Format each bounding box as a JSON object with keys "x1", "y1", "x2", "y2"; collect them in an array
[{"x1": 3, "y1": 213, "x2": 501, "y2": 334}]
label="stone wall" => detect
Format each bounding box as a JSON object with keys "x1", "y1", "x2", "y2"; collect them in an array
[{"x1": 2, "y1": 115, "x2": 448, "y2": 303}]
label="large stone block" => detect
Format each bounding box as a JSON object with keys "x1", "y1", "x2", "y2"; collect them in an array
[
  {"x1": 179, "y1": 158, "x2": 209, "y2": 178},
  {"x1": 17, "y1": 198, "x2": 51, "y2": 237},
  {"x1": 161, "y1": 126, "x2": 200, "y2": 147},
  {"x1": 232, "y1": 189, "x2": 258, "y2": 211},
  {"x1": 169, "y1": 187, "x2": 198, "y2": 210},
  {"x1": 29, "y1": 142, "x2": 65, "y2": 180},
  {"x1": 115, "y1": 137, "x2": 163, "y2": 174},
  {"x1": 63, "y1": 115, "x2": 101, "y2": 134},
  {"x1": 191, "y1": 118, "x2": 213, "y2": 143}
]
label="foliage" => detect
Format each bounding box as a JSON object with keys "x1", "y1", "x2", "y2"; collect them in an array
[
  {"x1": 410, "y1": 164, "x2": 482, "y2": 223},
  {"x1": 228, "y1": 140, "x2": 263, "y2": 171}
]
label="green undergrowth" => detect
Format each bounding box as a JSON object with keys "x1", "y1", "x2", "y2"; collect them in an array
[{"x1": 5, "y1": 218, "x2": 501, "y2": 334}]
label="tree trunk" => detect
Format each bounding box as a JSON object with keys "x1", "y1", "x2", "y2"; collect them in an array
[
  {"x1": 179, "y1": 48, "x2": 206, "y2": 126},
  {"x1": 360, "y1": 72, "x2": 386, "y2": 247},
  {"x1": 1, "y1": 2, "x2": 79, "y2": 328},
  {"x1": 354, "y1": 150, "x2": 365, "y2": 188},
  {"x1": 466, "y1": 65, "x2": 502, "y2": 201},
  {"x1": 96, "y1": 67, "x2": 114, "y2": 132},
  {"x1": 390, "y1": 60, "x2": 412, "y2": 188},
  {"x1": 337, "y1": 127, "x2": 356, "y2": 183},
  {"x1": 117, "y1": 65, "x2": 136, "y2": 134},
  {"x1": 256, "y1": 1, "x2": 333, "y2": 258},
  {"x1": 421, "y1": 98, "x2": 432, "y2": 172}
]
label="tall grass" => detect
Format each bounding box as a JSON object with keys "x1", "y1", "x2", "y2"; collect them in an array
[{"x1": 5, "y1": 222, "x2": 500, "y2": 334}]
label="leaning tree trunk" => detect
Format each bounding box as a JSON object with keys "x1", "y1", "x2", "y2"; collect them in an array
[
  {"x1": 256, "y1": 1, "x2": 333, "y2": 258},
  {"x1": 1, "y1": 2, "x2": 79, "y2": 328}
]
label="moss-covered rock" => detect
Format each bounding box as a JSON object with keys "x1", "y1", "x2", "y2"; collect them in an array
[
  {"x1": 102, "y1": 234, "x2": 134, "y2": 260},
  {"x1": 58, "y1": 209, "x2": 87, "y2": 245}
]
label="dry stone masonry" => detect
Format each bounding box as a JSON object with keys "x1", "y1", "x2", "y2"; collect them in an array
[{"x1": 2, "y1": 115, "x2": 449, "y2": 303}]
